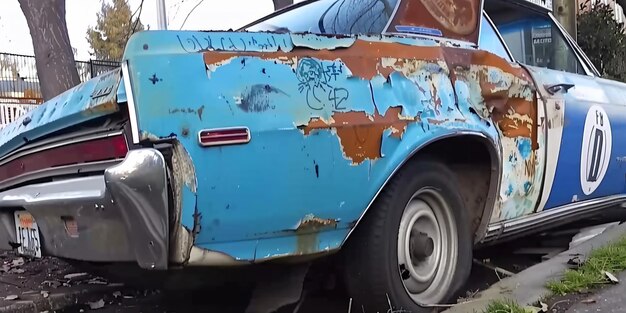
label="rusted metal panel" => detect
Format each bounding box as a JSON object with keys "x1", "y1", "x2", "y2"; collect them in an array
[{"x1": 122, "y1": 29, "x2": 541, "y2": 262}]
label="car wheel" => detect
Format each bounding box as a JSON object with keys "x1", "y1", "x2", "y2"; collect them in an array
[{"x1": 344, "y1": 160, "x2": 472, "y2": 312}]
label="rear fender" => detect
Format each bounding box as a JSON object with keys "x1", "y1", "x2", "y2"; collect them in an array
[{"x1": 121, "y1": 31, "x2": 536, "y2": 262}]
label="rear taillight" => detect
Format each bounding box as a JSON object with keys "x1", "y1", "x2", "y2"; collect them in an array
[
  {"x1": 0, "y1": 134, "x2": 128, "y2": 183},
  {"x1": 198, "y1": 127, "x2": 251, "y2": 147},
  {"x1": 76, "y1": 134, "x2": 128, "y2": 161}
]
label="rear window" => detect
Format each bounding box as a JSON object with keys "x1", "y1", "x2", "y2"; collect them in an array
[{"x1": 244, "y1": 0, "x2": 400, "y2": 34}]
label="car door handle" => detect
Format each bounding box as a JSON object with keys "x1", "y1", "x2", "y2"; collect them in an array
[{"x1": 545, "y1": 83, "x2": 575, "y2": 95}]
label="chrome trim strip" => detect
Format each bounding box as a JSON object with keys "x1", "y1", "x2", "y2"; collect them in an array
[
  {"x1": 341, "y1": 131, "x2": 502, "y2": 245},
  {"x1": 482, "y1": 194, "x2": 626, "y2": 242},
  {"x1": 0, "y1": 130, "x2": 123, "y2": 165},
  {"x1": 121, "y1": 61, "x2": 141, "y2": 144},
  {"x1": 0, "y1": 175, "x2": 106, "y2": 205}
]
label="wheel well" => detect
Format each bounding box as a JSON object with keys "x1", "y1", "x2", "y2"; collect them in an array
[{"x1": 418, "y1": 136, "x2": 497, "y2": 240}]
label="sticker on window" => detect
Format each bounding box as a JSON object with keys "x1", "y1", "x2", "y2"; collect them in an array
[
  {"x1": 394, "y1": 25, "x2": 443, "y2": 37},
  {"x1": 387, "y1": 0, "x2": 482, "y2": 44}
]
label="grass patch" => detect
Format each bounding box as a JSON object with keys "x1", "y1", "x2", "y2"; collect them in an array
[
  {"x1": 482, "y1": 300, "x2": 532, "y2": 313},
  {"x1": 547, "y1": 236, "x2": 626, "y2": 295}
]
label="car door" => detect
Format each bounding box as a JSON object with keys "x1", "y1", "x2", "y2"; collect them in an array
[
  {"x1": 478, "y1": 13, "x2": 548, "y2": 222},
  {"x1": 488, "y1": 4, "x2": 626, "y2": 214}
]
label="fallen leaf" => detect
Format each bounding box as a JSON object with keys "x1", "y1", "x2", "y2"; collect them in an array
[
  {"x1": 64, "y1": 272, "x2": 89, "y2": 280},
  {"x1": 567, "y1": 256, "x2": 584, "y2": 267},
  {"x1": 11, "y1": 258, "x2": 24, "y2": 267},
  {"x1": 5, "y1": 295, "x2": 19, "y2": 301},
  {"x1": 523, "y1": 306, "x2": 541, "y2": 313},
  {"x1": 88, "y1": 299, "x2": 105, "y2": 310},
  {"x1": 582, "y1": 298, "x2": 597, "y2": 304},
  {"x1": 10, "y1": 268, "x2": 25, "y2": 274},
  {"x1": 41, "y1": 291, "x2": 49, "y2": 298},
  {"x1": 112, "y1": 291, "x2": 122, "y2": 298},
  {"x1": 540, "y1": 301, "x2": 548, "y2": 312},
  {"x1": 41, "y1": 280, "x2": 61, "y2": 288},
  {"x1": 604, "y1": 271, "x2": 619, "y2": 283},
  {"x1": 88, "y1": 277, "x2": 108, "y2": 285}
]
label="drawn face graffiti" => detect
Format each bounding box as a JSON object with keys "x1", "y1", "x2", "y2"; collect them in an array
[
  {"x1": 297, "y1": 58, "x2": 326, "y2": 89},
  {"x1": 580, "y1": 105, "x2": 612, "y2": 195},
  {"x1": 296, "y1": 58, "x2": 350, "y2": 111}
]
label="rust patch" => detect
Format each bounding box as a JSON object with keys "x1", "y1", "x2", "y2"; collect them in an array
[
  {"x1": 443, "y1": 48, "x2": 538, "y2": 149},
  {"x1": 204, "y1": 40, "x2": 445, "y2": 80},
  {"x1": 205, "y1": 37, "x2": 539, "y2": 153},
  {"x1": 82, "y1": 99, "x2": 119, "y2": 117},
  {"x1": 295, "y1": 214, "x2": 338, "y2": 255},
  {"x1": 296, "y1": 215, "x2": 338, "y2": 233},
  {"x1": 427, "y1": 118, "x2": 449, "y2": 125},
  {"x1": 301, "y1": 107, "x2": 413, "y2": 164}
]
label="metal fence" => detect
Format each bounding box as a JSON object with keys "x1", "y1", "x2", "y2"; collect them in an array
[
  {"x1": 0, "y1": 52, "x2": 120, "y2": 104},
  {"x1": 0, "y1": 53, "x2": 120, "y2": 128}
]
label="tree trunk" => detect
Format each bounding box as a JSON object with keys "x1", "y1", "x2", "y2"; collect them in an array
[
  {"x1": 272, "y1": 0, "x2": 293, "y2": 11},
  {"x1": 18, "y1": 0, "x2": 80, "y2": 101}
]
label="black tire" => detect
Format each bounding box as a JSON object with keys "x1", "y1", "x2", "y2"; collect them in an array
[{"x1": 343, "y1": 160, "x2": 473, "y2": 312}]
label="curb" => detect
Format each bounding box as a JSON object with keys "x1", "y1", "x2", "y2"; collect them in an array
[
  {"x1": 444, "y1": 221, "x2": 626, "y2": 313},
  {"x1": 0, "y1": 284, "x2": 119, "y2": 313}
]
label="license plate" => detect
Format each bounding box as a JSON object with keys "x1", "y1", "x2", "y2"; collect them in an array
[{"x1": 14, "y1": 211, "x2": 42, "y2": 258}]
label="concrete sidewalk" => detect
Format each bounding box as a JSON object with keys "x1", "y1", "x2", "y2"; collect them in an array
[
  {"x1": 565, "y1": 271, "x2": 626, "y2": 313},
  {"x1": 445, "y1": 221, "x2": 626, "y2": 313}
]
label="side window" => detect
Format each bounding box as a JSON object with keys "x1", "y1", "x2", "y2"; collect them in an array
[
  {"x1": 489, "y1": 11, "x2": 584, "y2": 74},
  {"x1": 245, "y1": 0, "x2": 399, "y2": 35},
  {"x1": 479, "y1": 16, "x2": 513, "y2": 62}
]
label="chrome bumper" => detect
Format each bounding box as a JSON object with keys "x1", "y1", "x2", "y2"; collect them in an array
[{"x1": 0, "y1": 148, "x2": 169, "y2": 270}]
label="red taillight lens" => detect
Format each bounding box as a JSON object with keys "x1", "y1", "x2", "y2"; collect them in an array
[
  {"x1": 75, "y1": 135, "x2": 128, "y2": 162},
  {"x1": 198, "y1": 127, "x2": 251, "y2": 147},
  {"x1": 0, "y1": 134, "x2": 128, "y2": 183}
]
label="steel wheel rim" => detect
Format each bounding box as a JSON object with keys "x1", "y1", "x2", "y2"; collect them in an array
[{"x1": 397, "y1": 187, "x2": 458, "y2": 304}]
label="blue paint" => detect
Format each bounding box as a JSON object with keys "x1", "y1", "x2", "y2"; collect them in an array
[
  {"x1": 506, "y1": 184, "x2": 514, "y2": 197},
  {"x1": 119, "y1": 30, "x2": 500, "y2": 261},
  {"x1": 524, "y1": 182, "x2": 532, "y2": 194},
  {"x1": 526, "y1": 65, "x2": 626, "y2": 209},
  {"x1": 518, "y1": 138, "x2": 532, "y2": 159}
]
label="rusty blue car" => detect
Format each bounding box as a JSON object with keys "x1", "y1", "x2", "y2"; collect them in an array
[{"x1": 1, "y1": 0, "x2": 624, "y2": 311}]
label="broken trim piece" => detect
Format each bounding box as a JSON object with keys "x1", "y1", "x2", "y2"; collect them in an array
[{"x1": 482, "y1": 194, "x2": 626, "y2": 244}]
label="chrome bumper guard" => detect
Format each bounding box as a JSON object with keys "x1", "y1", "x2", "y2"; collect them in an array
[{"x1": 0, "y1": 149, "x2": 169, "y2": 270}]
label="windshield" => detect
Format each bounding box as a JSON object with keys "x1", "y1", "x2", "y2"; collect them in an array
[{"x1": 244, "y1": 0, "x2": 399, "y2": 34}]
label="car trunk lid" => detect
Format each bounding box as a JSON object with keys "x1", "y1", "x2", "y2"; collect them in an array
[{"x1": 0, "y1": 67, "x2": 123, "y2": 159}]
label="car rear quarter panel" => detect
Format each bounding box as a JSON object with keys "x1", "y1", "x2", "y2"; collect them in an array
[{"x1": 122, "y1": 31, "x2": 538, "y2": 262}]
